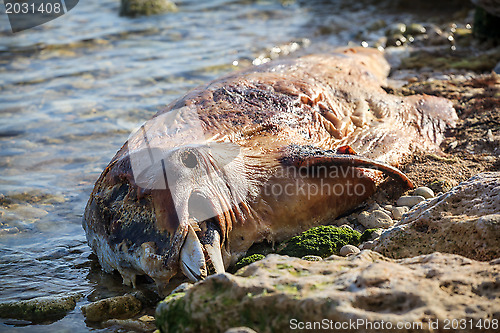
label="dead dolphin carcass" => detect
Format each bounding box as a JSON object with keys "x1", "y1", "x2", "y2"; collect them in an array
[{"x1": 83, "y1": 47, "x2": 457, "y2": 290}]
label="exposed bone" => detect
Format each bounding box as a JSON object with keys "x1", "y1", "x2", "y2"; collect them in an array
[
  {"x1": 204, "y1": 230, "x2": 225, "y2": 274},
  {"x1": 180, "y1": 225, "x2": 207, "y2": 282}
]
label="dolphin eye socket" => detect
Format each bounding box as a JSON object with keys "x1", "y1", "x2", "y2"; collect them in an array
[{"x1": 181, "y1": 150, "x2": 198, "y2": 168}]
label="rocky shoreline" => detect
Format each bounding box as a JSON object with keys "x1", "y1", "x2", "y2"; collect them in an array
[
  {"x1": 154, "y1": 53, "x2": 500, "y2": 333},
  {"x1": 1, "y1": 2, "x2": 499, "y2": 332}
]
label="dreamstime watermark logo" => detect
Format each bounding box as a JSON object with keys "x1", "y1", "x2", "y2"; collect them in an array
[{"x1": 3, "y1": 0, "x2": 79, "y2": 33}]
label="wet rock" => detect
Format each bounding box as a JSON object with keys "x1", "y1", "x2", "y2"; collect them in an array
[
  {"x1": 102, "y1": 316, "x2": 156, "y2": 332},
  {"x1": 339, "y1": 244, "x2": 360, "y2": 256},
  {"x1": 396, "y1": 195, "x2": 425, "y2": 207},
  {"x1": 413, "y1": 186, "x2": 434, "y2": 199},
  {"x1": 358, "y1": 210, "x2": 394, "y2": 229},
  {"x1": 406, "y1": 23, "x2": 426, "y2": 36},
  {"x1": 277, "y1": 226, "x2": 361, "y2": 258},
  {"x1": 120, "y1": 0, "x2": 177, "y2": 17},
  {"x1": 0, "y1": 293, "x2": 82, "y2": 322},
  {"x1": 156, "y1": 252, "x2": 500, "y2": 333},
  {"x1": 374, "y1": 172, "x2": 500, "y2": 261},
  {"x1": 81, "y1": 294, "x2": 142, "y2": 322},
  {"x1": 387, "y1": 33, "x2": 407, "y2": 47},
  {"x1": 390, "y1": 206, "x2": 409, "y2": 220},
  {"x1": 386, "y1": 23, "x2": 406, "y2": 36}
]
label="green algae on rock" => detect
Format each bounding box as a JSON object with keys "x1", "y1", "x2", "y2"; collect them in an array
[
  {"x1": 120, "y1": 0, "x2": 178, "y2": 17},
  {"x1": 234, "y1": 254, "x2": 266, "y2": 271},
  {"x1": 277, "y1": 226, "x2": 361, "y2": 258},
  {"x1": 360, "y1": 228, "x2": 381, "y2": 243},
  {"x1": 81, "y1": 294, "x2": 142, "y2": 322},
  {"x1": 155, "y1": 252, "x2": 500, "y2": 333},
  {"x1": 0, "y1": 293, "x2": 82, "y2": 323}
]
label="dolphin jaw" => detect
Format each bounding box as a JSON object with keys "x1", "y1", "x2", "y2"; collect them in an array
[{"x1": 179, "y1": 192, "x2": 227, "y2": 282}]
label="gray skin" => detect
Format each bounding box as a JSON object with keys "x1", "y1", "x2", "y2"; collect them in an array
[{"x1": 83, "y1": 47, "x2": 457, "y2": 293}]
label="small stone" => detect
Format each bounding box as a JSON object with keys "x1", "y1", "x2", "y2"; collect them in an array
[
  {"x1": 428, "y1": 179, "x2": 456, "y2": 193},
  {"x1": 339, "y1": 224, "x2": 353, "y2": 230},
  {"x1": 102, "y1": 318, "x2": 156, "y2": 331},
  {"x1": 391, "y1": 206, "x2": 409, "y2": 220},
  {"x1": 359, "y1": 241, "x2": 375, "y2": 250},
  {"x1": 386, "y1": 23, "x2": 406, "y2": 36},
  {"x1": 139, "y1": 315, "x2": 155, "y2": 322},
  {"x1": 301, "y1": 255, "x2": 323, "y2": 261},
  {"x1": 397, "y1": 195, "x2": 425, "y2": 207},
  {"x1": 225, "y1": 327, "x2": 258, "y2": 333},
  {"x1": 487, "y1": 129, "x2": 494, "y2": 142},
  {"x1": 413, "y1": 186, "x2": 434, "y2": 199},
  {"x1": 339, "y1": 245, "x2": 360, "y2": 256},
  {"x1": 358, "y1": 210, "x2": 394, "y2": 229},
  {"x1": 120, "y1": 0, "x2": 177, "y2": 17},
  {"x1": 387, "y1": 33, "x2": 407, "y2": 47},
  {"x1": 406, "y1": 23, "x2": 426, "y2": 36},
  {"x1": 81, "y1": 294, "x2": 142, "y2": 322}
]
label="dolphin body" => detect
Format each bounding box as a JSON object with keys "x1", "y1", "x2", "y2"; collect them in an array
[{"x1": 83, "y1": 47, "x2": 457, "y2": 291}]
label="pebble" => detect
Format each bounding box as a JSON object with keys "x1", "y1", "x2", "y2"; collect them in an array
[
  {"x1": 359, "y1": 241, "x2": 375, "y2": 250},
  {"x1": 102, "y1": 318, "x2": 155, "y2": 331},
  {"x1": 225, "y1": 327, "x2": 258, "y2": 333},
  {"x1": 428, "y1": 179, "x2": 456, "y2": 193},
  {"x1": 81, "y1": 294, "x2": 142, "y2": 322},
  {"x1": 358, "y1": 210, "x2": 394, "y2": 229},
  {"x1": 386, "y1": 23, "x2": 406, "y2": 36},
  {"x1": 391, "y1": 206, "x2": 409, "y2": 220},
  {"x1": 301, "y1": 255, "x2": 323, "y2": 261},
  {"x1": 338, "y1": 224, "x2": 353, "y2": 230},
  {"x1": 487, "y1": 129, "x2": 494, "y2": 142},
  {"x1": 413, "y1": 186, "x2": 434, "y2": 199},
  {"x1": 120, "y1": 0, "x2": 177, "y2": 17},
  {"x1": 406, "y1": 23, "x2": 426, "y2": 35},
  {"x1": 369, "y1": 229, "x2": 384, "y2": 240},
  {"x1": 339, "y1": 245, "x2": 360, "y2": 257},
  {"x1": 397, "y1": 195, "x2": 426, "y2": 207}
]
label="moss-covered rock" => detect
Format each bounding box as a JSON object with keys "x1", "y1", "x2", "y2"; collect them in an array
[
  {"x1": 155, "y1": 252, "x2": 500, "y2": 333},
  {"x1": 360, "y1": 228, "x2": 381, "y2": 243},
  {"x1": 277, "y1": 225, "x2": 361, "y2": 258},
  {"x1": 234, "y1": 254, "x2": 265, "y2": 271},
  {"x1": 120, "y1": 0, "x2": 178, "y2": 17},
  {"x1": 81, "y1": 294, "x2": 142, "y2": 322},
  {"x1": 0, "y1": 293, "x2": 82, "y2": 322}
]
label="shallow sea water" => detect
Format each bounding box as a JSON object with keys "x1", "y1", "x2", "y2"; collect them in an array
[{"x1": 0, "y1": 0, "x2": 472, "y2": 331}]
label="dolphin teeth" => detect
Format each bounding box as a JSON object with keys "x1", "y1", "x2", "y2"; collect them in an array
[
  {"x1": 204, "y1": 230, "x2": 225, "y2": 275},
  {"x1": 180, "y1": 225, "x2": 207, "y2": 282}
]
